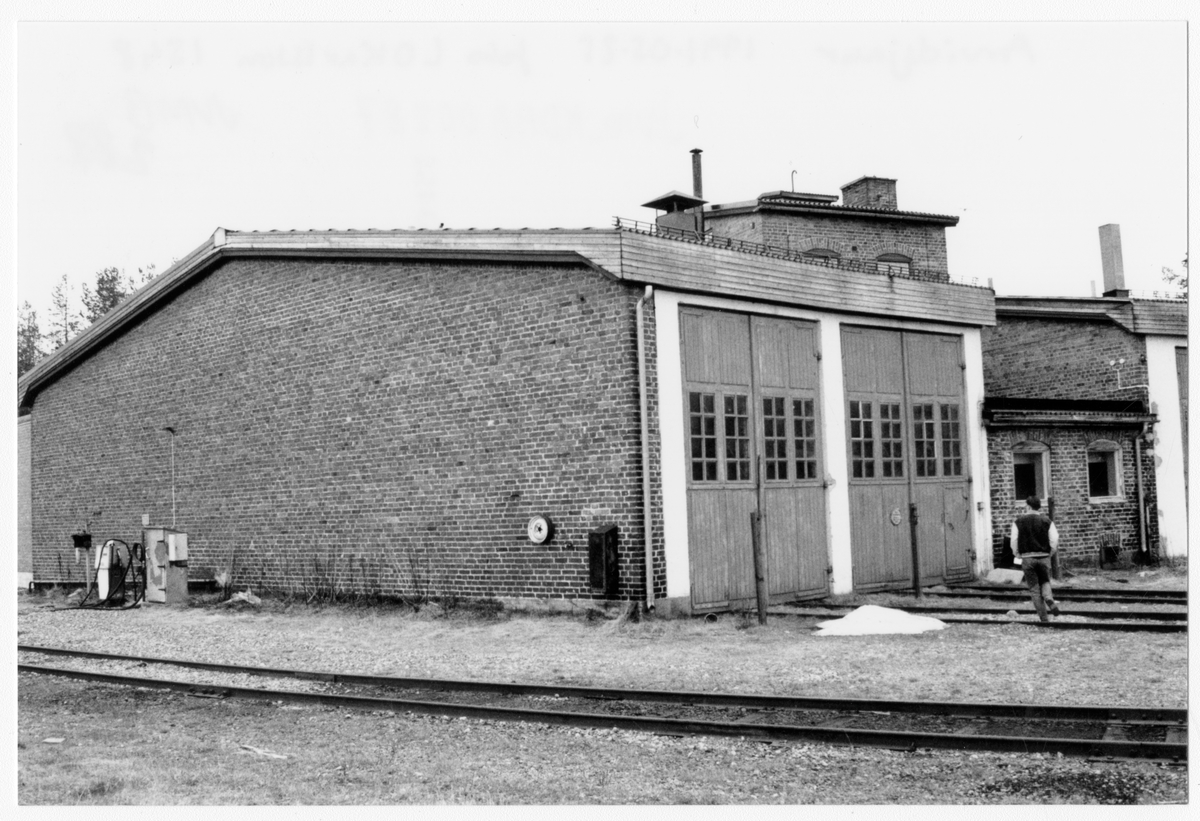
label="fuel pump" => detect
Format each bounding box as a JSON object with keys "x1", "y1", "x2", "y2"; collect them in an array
[{"x1": 76, "y1": 539, "x2": 148, "y2": 609}]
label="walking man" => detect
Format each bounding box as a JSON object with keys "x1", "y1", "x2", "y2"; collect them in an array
[{"x1": 1010, "y1": 496, "x2": 1061, "y2": 621}]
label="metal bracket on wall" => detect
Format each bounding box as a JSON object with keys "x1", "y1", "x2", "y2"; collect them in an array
[{"x1": 1109, "y1": 359, "x2": 1149, "y2": 392}]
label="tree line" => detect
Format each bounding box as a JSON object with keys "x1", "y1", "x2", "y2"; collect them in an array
[{"x1": 18, "y1": 265, "x2": 157, "y2": 378}]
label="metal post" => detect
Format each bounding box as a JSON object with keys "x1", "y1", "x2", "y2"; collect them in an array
[
  {"x1": 163, "y1": 426, "x2": 177, "y2": 529},
  {"x1": 909, "y1": 502, "x2": 922, "y2": 599},
  {"x1": 1134, "y1": 429, "x2": 1149, "y2": 564},
  {"x1": 750, "y1": 511, "x2": 767, "y2": 625},
  {"x1": 170, "y1": 434, "x2": 176, "y2": 529},
  {"x1": 751, "y1": 457, "x2": 768, "y2": 624},
  {"x1": 1048, "y1": 495, "x2": 1060, "y2": 580}
]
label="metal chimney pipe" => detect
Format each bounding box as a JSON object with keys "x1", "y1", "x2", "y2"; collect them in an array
[
  {"x1": 1099, "y1": 224, "x2": 1127, "y2": 296},
  {"x1": 690, "y1": 148, "x2": 704, "y2": 235}
]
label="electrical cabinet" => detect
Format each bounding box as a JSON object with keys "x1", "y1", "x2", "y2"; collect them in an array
[{"x1": 143, "y1": 527, "x2": 188, "y2": 605}]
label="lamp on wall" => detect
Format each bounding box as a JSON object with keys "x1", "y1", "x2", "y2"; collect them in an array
[
  {"x1": 162, "y1": 426, "x2": 177, "y2": 527},
  {"x1": 1108, "y1": 359, "x2": 1149, "y2": 392}
]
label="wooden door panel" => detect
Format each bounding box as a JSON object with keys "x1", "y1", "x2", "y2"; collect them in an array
[
  {"x1": 685, "y1": 309, "x2": 828, "y2": 609},
  {"x1": 844, "y1": 327, "x2": 974, "y2": 590},
  {"x1": 682, "y1": 309, "x2": 751, "y2": 387},
  {"x1": 849, "y1": 484, "x2": 910, "y2": 587},
  {"x1": 763, "y1": 486, "x2": 827, "y2": 597},
  {"x1": 912, "y1": 482, "x2": 947, "y2": 581},
  {"x1": 753, "y1": 317, "x2": 819, "y2": 391}
]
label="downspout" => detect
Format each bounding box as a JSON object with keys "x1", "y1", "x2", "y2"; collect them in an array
[
  {"x1": 636, "y1": 285, "x2": 655, "y2": 611},
  {"x1": 1135, "y1": 422, "x2": 1149, "y2": 559}
]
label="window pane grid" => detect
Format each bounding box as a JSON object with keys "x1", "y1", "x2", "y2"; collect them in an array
[
  {"x1": 793, "y1": 398, "x2": 817, "y2": 480},
  {"x1": 940, "y1": 404, "x2": 963, "y2": 476},
  {"x1": 912, "y1": 403, "x2": 937, "y2": 477},
  {"x1": 880, "y1": 402, "x2": 904, "y2": 478},
  {"x1": 763, "y1": 397, "x2": 788, "y2": 481},
  {"x1": 849, "y1": 400, "x2": 875, "y2": 479},
  {"x1": 688, "y1": 392, "x2": 718, "y2": 482},
  {"x1": 724, "y1": 394, "x2": 751, "y2": 482}
]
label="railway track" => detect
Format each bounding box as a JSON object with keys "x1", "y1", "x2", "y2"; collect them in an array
[
  {"x1": 18, "y1": 645, "x2": 1187, "y2": 763},
  {"x1": 904, "y1": 589, "x2": 1187, "y2": 607},
  {"x1": 773, "y1": 607, "x2": 1186, "y2": 633},
  {"x1": 787, "y1": 602, "x2": 1187, "y2": 622},
  {"x1": 773, "y1": 585, "x2": 1188, "y2": 632},
  {"x1": 955, "y1": 583, "x2": 1187, "y2": 602}
]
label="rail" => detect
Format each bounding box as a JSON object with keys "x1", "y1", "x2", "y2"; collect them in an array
[{"x1": 18, "y1": 646, "x2": 1186, "y2": 761}]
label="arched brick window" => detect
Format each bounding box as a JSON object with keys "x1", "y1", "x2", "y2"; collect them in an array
[
  {"x1": 876, "y1": 253, "x2": 911, "y2": 275},
  {"x1": 1011, "y1": 440, "x2": 1050, "y2": 501},
  {"x1": 1087, "y1": 439, "x2": 1123, "y2": 500},
  {"x1": 802, "y1": 248, "x2": 840, "y2": 267}
]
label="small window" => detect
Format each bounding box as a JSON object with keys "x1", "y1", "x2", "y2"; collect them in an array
[
  {"x1": 763, "y1": 397, "x2": 788, "y2": 481},
  {"x1": 724, "y1": 394, "x2": 751, "y2": 482},
  {"x1": 688, "y1": 392, "x2": 718, "y2": 482},
  {"x1": 879, "y1": 402, "x2": 904, "y2": 478},
  {"x1": 803, "y1": 249, "x2": 840, "y2": 267},
  {"x1": 1087, "y1": 440, "x2": 1122, "y2": 499},
  {"x1": 940, "y1": 404, "x2": 963, "y2": 476},
  {"x1": 793, "y1": 398, "x2": 818, "y2": 480},
  {"x1": 912, "y1": 403, "x2": 937, "y2": 477},
  {"x1": 876, "y1": 253, "x2": 911, "y2": 275},
  {"x1": 1012, "y1": 441, "x2": 1049, "y2": 501},
  {"x1": 849, "y1": 400, "x2": 875, "y2": 479}
]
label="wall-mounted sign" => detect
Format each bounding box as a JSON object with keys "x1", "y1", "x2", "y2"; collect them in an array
[{"x1": 890, "y1": 507, "x2": 903, "y2": 526}]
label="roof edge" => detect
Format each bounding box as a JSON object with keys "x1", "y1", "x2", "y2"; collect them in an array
[
  {"x1": 708, "y1": 200, "x2": 959, "y2": 226},
  {"x1": 18, "y1": 230, "x2": 621, "y2": 411}
]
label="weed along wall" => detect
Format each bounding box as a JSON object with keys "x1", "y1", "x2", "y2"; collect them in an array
[{"x1": 27, "y1": 256, "x2": 656, "y2": 603}]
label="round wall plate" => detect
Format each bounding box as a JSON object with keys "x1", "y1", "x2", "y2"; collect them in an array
[{"x1": 527, "y1": 514, "x2": 554, "y2": 544}]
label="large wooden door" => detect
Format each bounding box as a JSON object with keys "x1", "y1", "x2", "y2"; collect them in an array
[
  {"x1": 842, "y1": 327, "x2": 973, "y2": 590},
  {"x1": 681, "y1": 308, "x2": 828, "y2": 611}
]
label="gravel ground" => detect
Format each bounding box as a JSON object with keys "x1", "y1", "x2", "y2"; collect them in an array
[
  {"x1": 18, "y1": 671, "x2": 1187, "y2": 805},
  {"x1": 17, "y1": 586, "x2": 1187, "y2": 707},
  {"x1": 16, "y1": 580, "x2": 1190, "y2": 805}
]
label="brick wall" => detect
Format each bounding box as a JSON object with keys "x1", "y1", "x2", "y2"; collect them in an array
[
  {"x1": 29, "y1": 257, "x2": 661, "y2": 603},
  {"x1": 704, "y1": 210, "x2": 949, "y2": 277},
  {"x1": 987, "y1": 427, "x2": 1157, "y2": 564},
  {"x1": 982, "y1": 318, "x2": 1149, "y2": 403}
]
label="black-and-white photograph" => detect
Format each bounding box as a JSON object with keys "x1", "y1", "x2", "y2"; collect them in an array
[{"x1": 9, "y1": 3, "x2": 1191, "y2": 808}]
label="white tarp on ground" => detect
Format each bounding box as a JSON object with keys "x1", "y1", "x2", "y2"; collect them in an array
[
  {"x1": 985, "y1": 568, "x2": 1026, "y2": 585},
  {"x1": 814, "y1": 605, "x2": 947, "y2": 636}
]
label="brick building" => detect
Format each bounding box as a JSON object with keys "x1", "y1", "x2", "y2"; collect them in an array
[
  {"x1": 18, "y1": 161, "x2": 998, "y2": 611},
  {"x1": 982, "y1": 225, "x2": 1188, "y2": 565}
]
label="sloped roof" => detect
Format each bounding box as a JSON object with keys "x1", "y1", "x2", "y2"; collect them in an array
[
  {"x1": 707, "y1": 191, "x2": 959, "y2": 226},
  {"x1": 641, "y1": 190, "x2": 706, "y2": 212},
  {"x1": 18, "y1": 225, "x2": 996, "y2": 410},
  {"x1": 995, "y1": 295, "x2": 1187, "y2": 337}
]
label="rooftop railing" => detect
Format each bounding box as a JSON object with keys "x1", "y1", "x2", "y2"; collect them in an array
[
  {"x1": 614, "y1": 217, "x2": 985, "y2": 289},
  {"x1": 1127, "y1": 289, "x2": 1187, "y2": 302}
]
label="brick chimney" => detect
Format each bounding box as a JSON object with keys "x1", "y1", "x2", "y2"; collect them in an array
[
  {"x1": 1098, "y1": 224, "x2": 1128, "y2": 297},
  {"x1": 841, "y1": 176, "x2": 898, "y2": 210}
]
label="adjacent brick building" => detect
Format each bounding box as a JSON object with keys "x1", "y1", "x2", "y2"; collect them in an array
[
  {"x1": 982, "y1": 225, "x2": 1188, "y2": 565},
  {"x1": 18, "y1": 164, "x2": 999, "y2": 611}
]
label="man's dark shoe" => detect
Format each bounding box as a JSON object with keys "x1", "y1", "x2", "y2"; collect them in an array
[{"x1": 1049, "y1": 602, "x2": 1062, "y2": 616}]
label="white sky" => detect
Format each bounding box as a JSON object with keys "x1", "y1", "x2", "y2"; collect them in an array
[{"x1": 8, "y1": 12, "x2": 1192, "y2": 318}]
